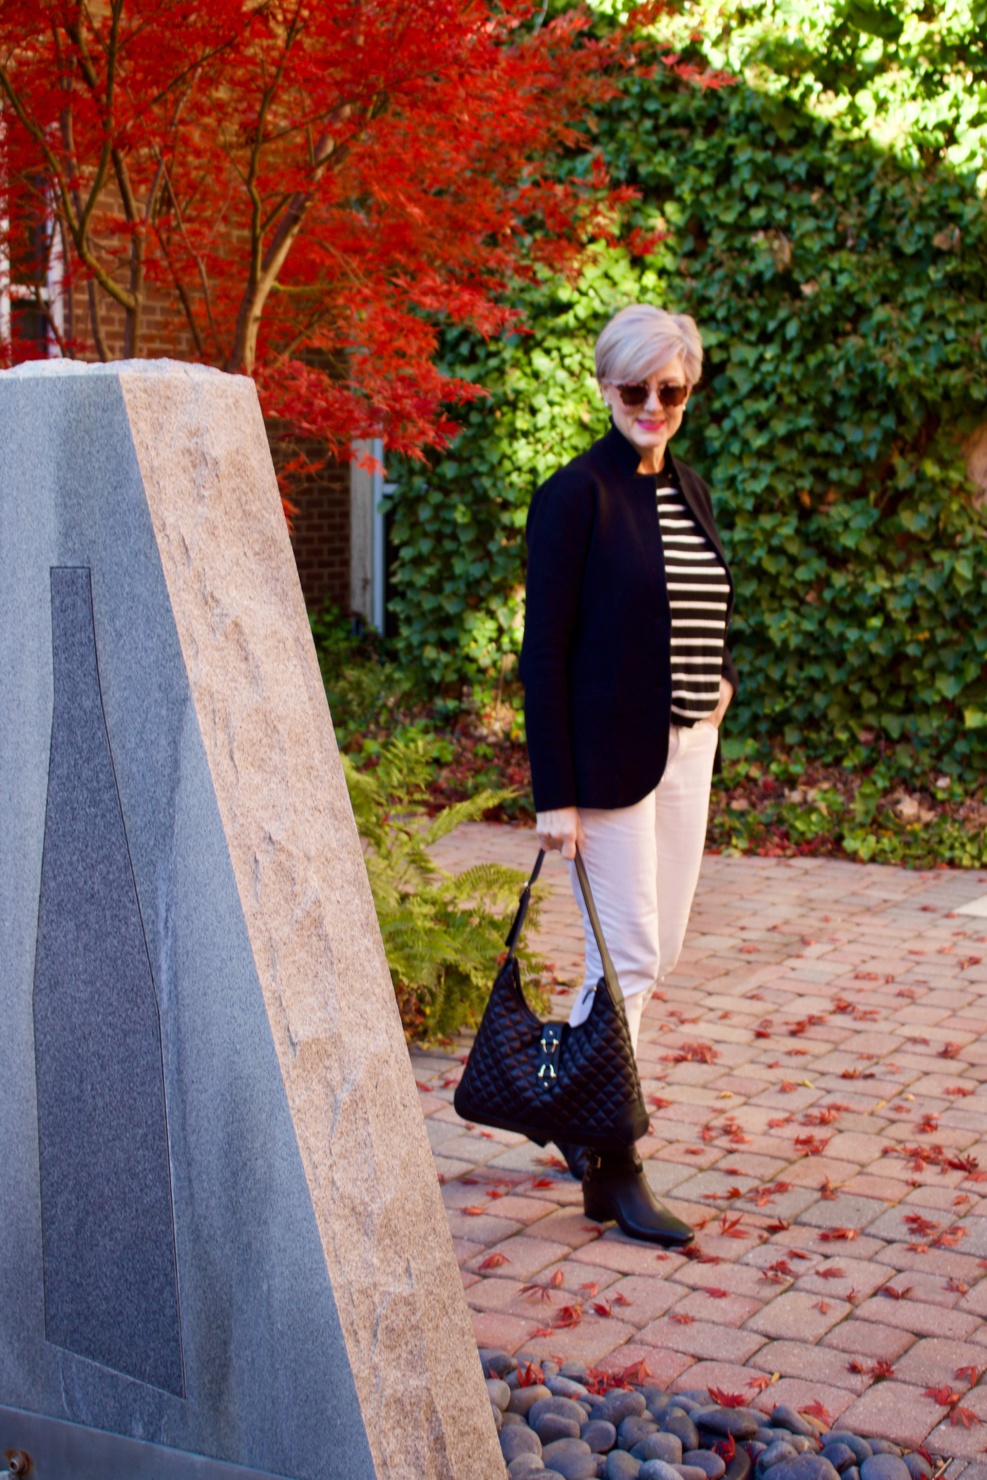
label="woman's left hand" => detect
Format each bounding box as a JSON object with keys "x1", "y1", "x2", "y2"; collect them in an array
[{"x1": 705, "y1": 677, "x2": 734, "y2": 729}]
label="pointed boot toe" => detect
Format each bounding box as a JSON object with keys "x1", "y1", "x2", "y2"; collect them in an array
[{"x1": 582, "y1": 1148, "x2": 694, "y2": 1248}]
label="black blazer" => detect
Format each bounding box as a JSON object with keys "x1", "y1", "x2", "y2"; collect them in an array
[{"x1": 519, "y1": 423, "x2": 738, "y2": 813}]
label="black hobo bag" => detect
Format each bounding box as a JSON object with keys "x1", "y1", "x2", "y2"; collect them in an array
[{"x1": 454, "y1": 849, "x2": 649, "y2": 1150}]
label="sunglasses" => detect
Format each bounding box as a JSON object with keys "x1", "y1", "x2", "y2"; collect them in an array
[{"x1": 613, "y1": 381, "x2": 689, "y2": 409}]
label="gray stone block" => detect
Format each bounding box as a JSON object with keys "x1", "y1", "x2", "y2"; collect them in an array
[{"x1": 0, "y1": 361, "x2": 501, "y2": 1479}]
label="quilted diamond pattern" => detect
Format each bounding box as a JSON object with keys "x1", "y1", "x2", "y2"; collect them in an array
[{"x1": 454, "y1": 954, "x2": 649, "y2": 1150}]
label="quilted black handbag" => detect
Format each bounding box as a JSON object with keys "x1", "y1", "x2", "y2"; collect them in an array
[{"x1": 454, "y1": 849, "x2": 649, "y2": 1150}]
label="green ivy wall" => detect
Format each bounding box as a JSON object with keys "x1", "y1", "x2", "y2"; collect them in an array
[{"x1": 386, "y1": 2, "x2": 987, "y2": 770}]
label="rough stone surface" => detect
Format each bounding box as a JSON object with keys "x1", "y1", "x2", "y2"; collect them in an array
[{"x1": 0, "y1": 361, "x2": 501, "y2": 1480}]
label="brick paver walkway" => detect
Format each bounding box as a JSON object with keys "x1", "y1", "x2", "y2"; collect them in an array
[{"x1": 412, "y1": 823, "x2": 987, "y2": 1469}]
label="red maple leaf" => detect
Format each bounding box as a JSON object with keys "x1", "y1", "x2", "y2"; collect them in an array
[
  {"x1": 477, "y1": 1252, "x2": 510, "y2": 1270},
  {"x1": 925, "y1": 1386, "x2": 962, "y2": 1406},
  {"x1": 709, "y1": 1388, "x2": 748, "y2": 1407},
  {"x1": 800, "y1": 1400, "x2": 832, "y2": 1426},
  {"x1": 951, "y1": 1406, "x2": 980, "y2": 1428}
]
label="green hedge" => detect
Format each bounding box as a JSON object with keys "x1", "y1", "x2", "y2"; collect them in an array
[{"x1": 386, "y1": 10, "x2": 987, "y2": 771}]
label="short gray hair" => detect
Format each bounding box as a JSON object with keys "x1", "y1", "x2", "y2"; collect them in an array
[{"x1": 595, "y1": 304, "x2": 703, "y2": 386}]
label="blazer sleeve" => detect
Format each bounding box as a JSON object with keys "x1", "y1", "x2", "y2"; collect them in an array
[{"x1": 519, "y1": 463, "x2": 596, "y2": 813}]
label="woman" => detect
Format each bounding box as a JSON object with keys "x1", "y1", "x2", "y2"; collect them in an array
[{"x1": 519, "y1": 303, "x2": 738, "y2": 1247}]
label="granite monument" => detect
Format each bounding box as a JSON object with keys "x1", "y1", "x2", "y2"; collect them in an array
[{"x1": 0, "y1": 360, "x2": 504, "y2": 1479}]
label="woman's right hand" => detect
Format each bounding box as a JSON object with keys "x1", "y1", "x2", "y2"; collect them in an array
[{"x1": 535, "y1": 807, "x2": 585, "y2": 861}]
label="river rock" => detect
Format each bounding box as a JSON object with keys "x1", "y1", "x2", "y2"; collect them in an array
[
  {"x1": 582, "y1": 1421, "x2": 618, "y2": 1453},
  {"x1": 860, "y1": 1457, "x2": 911, "y2": 1480},
  {"x1": 510, "y1": 1385, "x2": 554, "y2": 1417},
  {"x1": 768, "y1": 1408, "x2": 817, "y2": 1439},
  {"x1": 607, "y1": 1454, "x2": 643, "y2": 1480},
  {"x1": 639, "y1": 1464, "x2": 684, "y2": 1480},
  {"x1": 685, "y1": 1449, "x2": 727, "y2": 1478},
  {"x1": 634, "y1": 1434, "x2": 684, "y2": 1465},
  {"x1": 502, "y1": 1425, "x2": 544, "y2": 1463}
]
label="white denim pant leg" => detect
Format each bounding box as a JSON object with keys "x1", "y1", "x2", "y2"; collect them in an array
[{"x1": 568, "y1": 721, "x2": 718, "y2": 1053}]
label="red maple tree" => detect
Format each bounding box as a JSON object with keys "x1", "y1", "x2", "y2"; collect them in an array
[{"x1": 0, "y1": 0, "x2": 662, "y2": 459}]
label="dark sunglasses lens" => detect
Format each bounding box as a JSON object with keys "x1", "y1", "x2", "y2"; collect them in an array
[
  {"x1": 659, "y1": 384, "x2": 689, "y2": 408},
  {"x1": 617, "y1": 383, "x2": 648, "y2": 406}
]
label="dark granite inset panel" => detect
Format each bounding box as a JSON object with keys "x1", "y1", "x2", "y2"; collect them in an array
[{"x1": 33, "y1": 567, "x2": 184, "y2": 1396}]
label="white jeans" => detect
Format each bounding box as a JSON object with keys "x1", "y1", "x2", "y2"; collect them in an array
[{"x1": 568, "y1": 721, "x2": 718, "y2": 1053}]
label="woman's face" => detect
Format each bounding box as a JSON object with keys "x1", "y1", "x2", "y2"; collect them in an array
[{"x1": 600, "y1": 353, "x2": 690, "y2": 473}]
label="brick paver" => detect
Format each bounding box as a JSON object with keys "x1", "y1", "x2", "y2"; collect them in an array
[{"x1": 412, "y1": 823, "x2": 987, "y2": 1465}]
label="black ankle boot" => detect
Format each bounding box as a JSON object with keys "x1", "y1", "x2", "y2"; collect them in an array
[
  {"x1": 555, "y1": 1142, "x2": 588, "y2": 1180},
  {"x1": 583, "y1": 1147, "x2": 694, "y2": 1247}
]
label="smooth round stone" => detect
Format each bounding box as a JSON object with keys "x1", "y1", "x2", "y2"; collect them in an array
[
  {"x1": 639, "y1": 1464, "x2": 683, "y2": 1480},
  {"x1": 755, "y1": 1441, "x2": 798, "y2": 1474},
  {"x1": 697, "y1": 1409, "x2": 761, "y2": 1440},
  {"x1": 550, "y1": 1376, "x2": 592, "y2": 1399},
  {"x1": 725, "y1": 1452, "x2": 753, "y2": 1480},
  {"x1": 756, "y1": 1431, "x2": 779, "y2": 1447},
  {"x1": 510, "y1": 1385, "x2": 554, "y2": 1417},
  {"x1": 769, "y1": 1459, "x2": 840, "y2": 1480},
  {"x1": 902, "y1": 1458, "x2": 930, "y2": 1480},
  {"x1": 582, "y1": 1421, "x2": 618, "y2": 1454},
  {"x1": 543, "y1": 1362, "x2": 561, "y2": 1379},
  {"x1": 543, "y1": 1438, "x2": 593, "y2": 1462},
  {"x1": 488, "y1": 1378, "x2": 512, "y2": 1411},
  {"x1": 861, "y1": 1457, "x2": 910, "y2": 1480},
  {"x1": 661, "y1": 1414, "x2": 701, "y2": 1452},
  {"x1": 492, "y1": 1405, "x2": 504, "y2": 1433},
  {"x1": 481, "y1": 1347, "x2": 517, "y2": 1378},
  {"x1": 787, "y1": 1440, "x2": 814, "y2": 1456},
  {"x1": 531, "y1": 1398, "x2": 594, "y2": 1429},
  {"x1": 546, "y1": 1455, "x2": 598, "y2": 1480},
  {"x1": 503, "y1": 1413, "x2": 526, "y2": 1428},
  {"x1": 686, "y1": 1450, "x2": 726, "y2": 1479},
  {"x1": 606, "y1": 1453, "x2": 643, "y2": 1480},
  {"x1": 634, "y1": 1434, "x2": 683, "y2": 1465},
  {"x1": 676, "y1": 1466, "x2": 710, "y2": 1480},
  {"x1": 510, "y1": 1459, "x2": 547, "y2": 1477},
  {"x1": 503, "y1": 1426, "x2": 544, "y2": 1462},
  {"x1": 542, "y1": 1473, "x2": 570, "y2": 1480},
  {"x1": 600, "y1": 1392, "x2": 649, "y2": 1425},
  {"x1": 676, "y1": 1393, "x2": 709, "y2": 1408},
  {"x1": 866, "y1": 1445, "x2": 903, "y2": 1460},
  {"x1": 537, "y1": 1415, "x2": 584, "y2": 1445},
  {"x1": 767, "y1": 1408, "x2": 816, "y2": 1439},
  {"x1": 828, "y1": 1439, "x2": 873, "y2": 1465},
  {"x1": 619, "y1": 1417, "x2": 659, "y2": 1450},
  {"x1": 821, "y1": 1445, "x2": 857, "y2": 1474},
  {"x1": 844, "y1": 1469, "x2": 860, "y2": 1480},
  {"x1": 746, "y1": 1446, "x2": 767, "y2": 1463},
  {"x1": 583, "y1": 1393, "x2": 607, "y2": 1410},
  {"x1": 561, "y1": 1361, "x2": 592, "y2": 1381}
]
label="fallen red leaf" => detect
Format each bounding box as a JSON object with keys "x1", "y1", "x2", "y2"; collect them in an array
[
  {"x1": 670, "y1": 1311, "x2": 695, "y2": 1324},
  {"x1": 800, "y1": 1400, "x2": 832, "y2": 1426},
  {"x1": 951, "y1": 1406, "x2": 981, "y2": 1428},
  {"x1": 708, "y1": 1387, "x2": 748, "y2": 1407},
  {"x1": 925, "y1": 1386, "x2": 962, "y2": 1406},
  {"x1": 477, "y1": 1252, "x2": 510, "y2": 1270}
]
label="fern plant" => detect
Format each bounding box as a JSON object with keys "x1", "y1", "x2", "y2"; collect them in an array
[{"x1": 342, "y1": 733, "x2": 546, "y2": 1043}]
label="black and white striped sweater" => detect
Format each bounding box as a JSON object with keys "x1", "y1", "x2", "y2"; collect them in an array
[{"x1": 656, "y1": 469, "x2": 730, "y2": 725}]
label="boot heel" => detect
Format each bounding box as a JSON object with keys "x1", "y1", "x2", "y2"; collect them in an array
[{"x1": 582, "y1": 1188, "x2": 611, "y2": 1224}]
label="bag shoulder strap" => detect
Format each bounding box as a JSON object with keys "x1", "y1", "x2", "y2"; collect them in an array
[
  {"x1": 503, "y1": 849, "x2": 544, "y2": 958},
  {"x1": 504, "y1": 847, "x2": 621, "y2": 1011},
  {"x1": 572, "y1": 848, "x2": 622, "y2": 1010}
]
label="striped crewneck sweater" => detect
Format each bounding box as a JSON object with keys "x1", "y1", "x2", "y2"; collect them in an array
[{"x1": 655, "y1": 463, "x2": 730, "y2": 725}]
